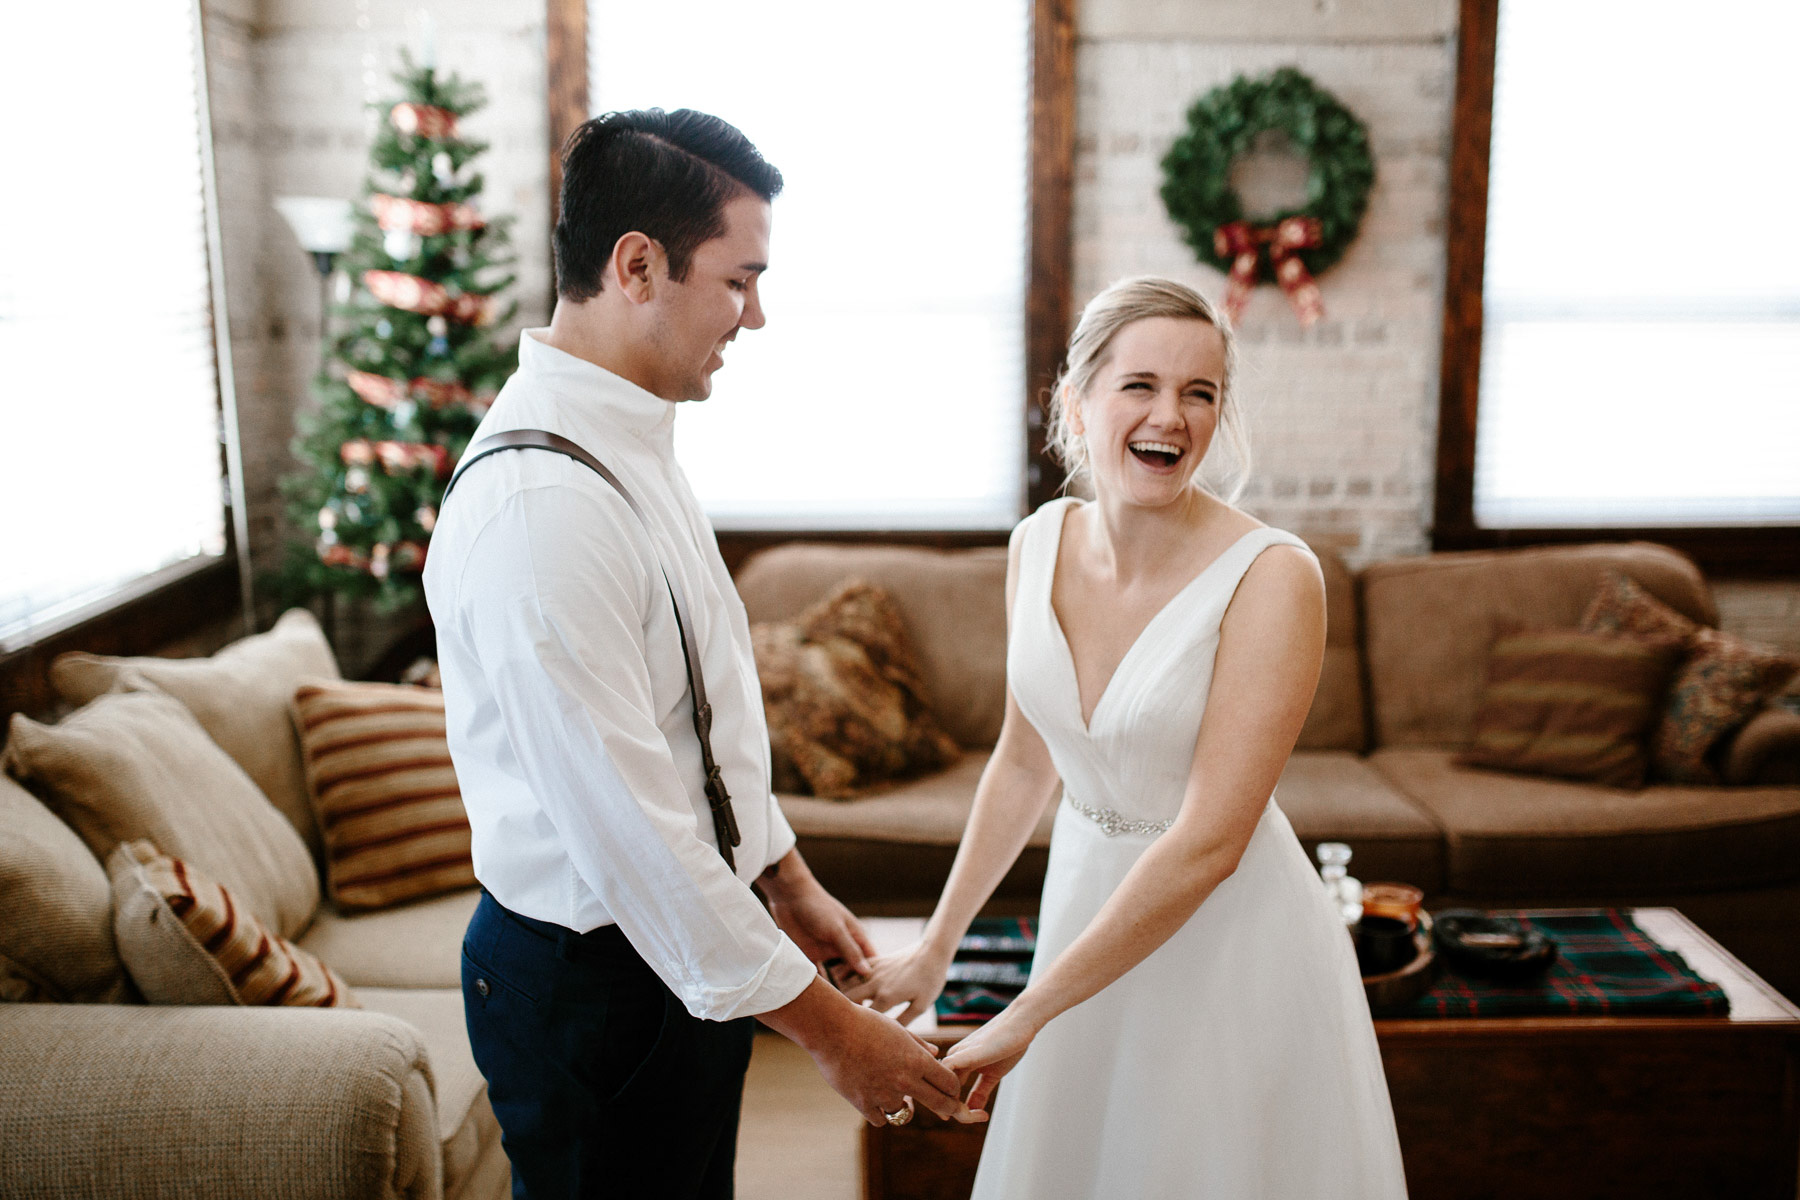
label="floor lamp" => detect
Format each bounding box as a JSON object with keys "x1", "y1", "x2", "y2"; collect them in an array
[{"x1": 274, "y1": 195, "x2": 354, "y2": 643}]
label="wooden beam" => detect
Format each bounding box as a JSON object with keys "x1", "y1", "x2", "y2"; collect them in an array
[
  {"x1": 1432, "y1": 0, "x2": 1498, "y2": 546},
  {"x1": 544, "y1": 0, "x2": 589, "y2": 305},
  {"x1": 1027, "y1": 0, "x2": 1076, "y2": 513}
]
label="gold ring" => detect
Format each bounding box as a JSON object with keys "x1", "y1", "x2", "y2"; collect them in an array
[{"x1": 883, "y1": 1102, "x2": 913, "y2": 1127}]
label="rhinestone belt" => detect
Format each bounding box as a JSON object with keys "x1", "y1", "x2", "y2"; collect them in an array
[{"x1": 1067, "y1": 794, "x2": 1174, "y2": 837}]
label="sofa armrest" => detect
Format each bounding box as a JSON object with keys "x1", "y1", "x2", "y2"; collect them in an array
[
  {"x1": 1720, "y1": 706, "x2": 1800, "y2": 786},
  {"x1": 0, "y1": 1003, "x2": 443, "y2": 1200}
]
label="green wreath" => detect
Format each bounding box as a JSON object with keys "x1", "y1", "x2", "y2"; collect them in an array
[{"x1": 1160, "y1": 67, "x2": 1374, "y2": 281}]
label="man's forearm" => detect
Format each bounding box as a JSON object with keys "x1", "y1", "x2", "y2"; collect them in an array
[{"x1": 754, "y1": 847, "x2": 813, "y2": 903}]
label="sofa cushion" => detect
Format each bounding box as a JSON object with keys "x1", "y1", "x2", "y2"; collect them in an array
[
  {"x1": 298, "y1": 887, "x2": 481, "y2": 989},
  {"x1": 4, "y1": 687, "x2": 319, "y2": 939},
  {"x1": 1273, "y1": 751, "x2": 1446, "y2": 893},
  {"x1": 108, "y1": 840, "x2": 358, "y2": 1008},
  {"x1": 291, "y1": 679, "x2": 474, "y2": 912},
  {"x1": 49, "y1": 608, "x2": 340, "y2": 858},
  {"x1": 357, "y1": 986, "x2": 501, "y2": 1200},
  {"x1": 1583, "y1": 571, "x2": 1799, "y2": 783},
  {"x1": 776, "y1": 752, "x2": 1050, "y2": 848},
  {"x1": 752, "y1": 581, "x2": 961, "y2": 798},
  {"x1": 1294, "y1": 543, "x2": 1367, "y2": 752},
  {"x1": 0, "y1": 773, "x2": 130, "y2": 1002},
  {"x1": 737, "y1": 544, "x2": 1011, "y2": 748},
  {"x1": 1369, "y1": 747, "x2": 1800, "y2": 896},
  {"x1": 1456, "y1": 627, "x2": 1685, "y2": 788},
  {"x1": 1361, "y1": 542, "x2": 1714, "y2": 750}
]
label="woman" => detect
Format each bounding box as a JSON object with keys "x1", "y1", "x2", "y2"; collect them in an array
[{"x1": 846, "y1": 277, "x2": 1407, "y2": 1197}]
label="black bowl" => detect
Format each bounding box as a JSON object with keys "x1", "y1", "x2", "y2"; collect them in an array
[{"x1": 1431, "y1": 910, "x2": 1558, "y2": 981}]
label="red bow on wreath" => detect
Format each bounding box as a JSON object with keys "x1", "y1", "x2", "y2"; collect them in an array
[{"x1": 1212, "y1": 217, "x2": 1326, "y2": 327}]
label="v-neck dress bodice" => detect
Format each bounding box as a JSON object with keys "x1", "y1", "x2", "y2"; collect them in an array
[
  {"x1": 969, "y1": 498, "x2": 1408, "y2": 1200},
  {"x1": 1014, "y1": 497, "x2": 1311, "y2": 835}
]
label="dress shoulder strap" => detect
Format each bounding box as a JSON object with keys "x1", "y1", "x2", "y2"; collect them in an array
[
  {"x1": 1017, "y1": 498, "x2": 1079, "y2": 606},
  {"x1": 1201, "y1": 527, "x2": 1316, "y2": 618}
]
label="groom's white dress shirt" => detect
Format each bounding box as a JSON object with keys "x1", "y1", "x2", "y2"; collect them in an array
[{"x1": 423, "y1": 329, "x2": 816, "y2": 1022}]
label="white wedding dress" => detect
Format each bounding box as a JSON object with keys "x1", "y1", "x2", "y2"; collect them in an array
[{"x1": 969, "y1": 498, "x2": 1408, "y2": 1199}]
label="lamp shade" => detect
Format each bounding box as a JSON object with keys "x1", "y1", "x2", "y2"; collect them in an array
[{"x1": 275, "y1": 196, "x2": 355, "y2": 255}]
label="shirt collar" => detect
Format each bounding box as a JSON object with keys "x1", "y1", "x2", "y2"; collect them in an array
[{"x1": 516, "y1": 327, "x2": 677, "y2": 445}]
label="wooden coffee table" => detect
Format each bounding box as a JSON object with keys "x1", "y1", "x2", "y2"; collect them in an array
[{"x1": 860, "y1": 910, "x2": 1800, "y2": 1200}]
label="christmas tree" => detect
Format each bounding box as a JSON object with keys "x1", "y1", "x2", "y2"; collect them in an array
[{"x1": 277, "y1": 55, "x2": 517, "y2": 610}]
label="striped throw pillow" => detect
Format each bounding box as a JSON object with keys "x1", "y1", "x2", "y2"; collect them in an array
[
  {"x1": 1458, "y1": 627, "x2": 1686, "y2": 789},
  {"x1": 291, "y1": 680, "x2": 474, "y2": 911},
  {"x1": 110, "y1": 840, "x2": 357, "y2": 1007}
]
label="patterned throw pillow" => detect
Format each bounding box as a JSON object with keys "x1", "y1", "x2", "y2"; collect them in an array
[
  {"x1": 1582, "y1": 571, "x2": 1800, "y2": 783},
  {"x1": 291, "y1": 680, "x2": 475, "y2": 911},
  {"x1": 1457, "y1": 627, "x2": 1686, "y2": 789},
  {"x1": 752, "y1": 580, "x2": 960, "y2": 798},
  {"x1": 109, "y1": 840, "x2": 357, "y2": 1008}
]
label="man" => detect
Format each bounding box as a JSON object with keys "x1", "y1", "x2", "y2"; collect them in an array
[{"x1": 423, "y1": 108, "x2": 964, "y2": 1199}]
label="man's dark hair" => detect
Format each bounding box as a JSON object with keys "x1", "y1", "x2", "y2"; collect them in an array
[{"x1": 553, "y1": 108, "x2": 783, "y2": 301}]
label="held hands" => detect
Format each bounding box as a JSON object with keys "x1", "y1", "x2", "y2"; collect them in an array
[
  {"x1": 840, "y1": 941, "x2": 955, "y2": 1028},
  {"x1": 941, "y1": 1004, "x2": 1041, "y2": 1119}
]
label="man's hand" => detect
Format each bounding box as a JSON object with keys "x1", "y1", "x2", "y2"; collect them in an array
[
  {"x1": 758, "y1": 977, "x2": 971, "y2": 1127},
  {"x1": 758, "y1": 850, "x2": 876, "y2": 978}
]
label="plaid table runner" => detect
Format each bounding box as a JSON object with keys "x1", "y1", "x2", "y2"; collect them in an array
[
  {"x1": 1389, "y1": 909, "x2": 1730, "y2": 1019},
  {"x1": 934, "y1": 910, "x2": 1730, "y2": 1024},
  {"x1": 936, "y1": 917, "x2": 1036, "y2": 1024}
]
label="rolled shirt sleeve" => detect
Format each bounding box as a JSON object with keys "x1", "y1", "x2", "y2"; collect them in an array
[{"x1": 459, "y1": 482, "x2": 816, "y2": 1021}]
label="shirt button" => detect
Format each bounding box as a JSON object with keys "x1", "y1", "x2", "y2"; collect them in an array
[{"x1": 475, "y1": 978, "x2": 490, "y2": 997}]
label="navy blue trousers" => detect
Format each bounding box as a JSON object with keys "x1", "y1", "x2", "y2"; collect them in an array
[{"x1": 462, "y1": 891, "x2": 756, "y2": 1200}]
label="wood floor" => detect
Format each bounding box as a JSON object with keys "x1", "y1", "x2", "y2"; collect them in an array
[{"x1": 737, "y1": 1030, "x2": 863, "y2": 1200}]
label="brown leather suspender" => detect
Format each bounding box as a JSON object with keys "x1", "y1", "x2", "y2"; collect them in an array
[{"x1": 440, "y1": 429, "x2": 743, "y2": 871}]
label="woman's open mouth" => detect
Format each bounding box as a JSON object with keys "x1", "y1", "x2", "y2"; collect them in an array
[{"x1": 1129, "y1": 440, "x2": 1184, "y2": 470}]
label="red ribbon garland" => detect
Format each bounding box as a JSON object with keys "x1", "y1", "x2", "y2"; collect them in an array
[{"x1": 1212, "y1": 217, "x2": 1326, "y2": 326}]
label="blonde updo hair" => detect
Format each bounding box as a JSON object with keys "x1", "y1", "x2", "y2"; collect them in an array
[{"x1": 1046, "y1": 276, "x2": 1251, "y2": 503}]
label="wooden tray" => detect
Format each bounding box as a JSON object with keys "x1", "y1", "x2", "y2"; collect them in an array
[{"x1": 1362, "y1": 911, "x2": 1436, "y2": 1012}]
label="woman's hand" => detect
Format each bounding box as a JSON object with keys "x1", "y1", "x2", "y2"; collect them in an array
[
  {"x1": 840, "y1": 941, "x2": 956, "y2": 1027},
  {"x1": 942, "y1": 1004, "x2": 1042, "y2": 1119}
]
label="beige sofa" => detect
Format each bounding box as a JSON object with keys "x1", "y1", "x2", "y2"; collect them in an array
[
  {"x1": 0, "y1": 613, "x2": 505, "y2": 1200},
  {"x1": 737, "y1": 539, "x2": 1800, "y2": 999}
]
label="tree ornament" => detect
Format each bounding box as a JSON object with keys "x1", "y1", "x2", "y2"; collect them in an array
[
  {"x1": 390, "y1": 101, "x2": 458, "y2": 139},
  {"x1": 1160, "y1": 67, "x2": 1374, "y2": 326},
  {"x1": 391, "y1": 399, "x2": 418, "y2": 429},
  {"x1": 415, "y1": 505, "x2": 437, "y2": 533},
  {"x1": 317, "y1": 506, "x2": 337, "y2": 531},
  {"x1": 364, "y1": 270, "x2": 496, "y2": 325},
  {"x1": 383, "y1": 227, "x2": 421, "y2": 262},
  {"x1": 344, "y1": 467, "x2": 370, "y2": 494},
  {"x1": 343, "y1": 500, "x2": 362, "y2": 522},
  {"x1": 371, "y1": 193, "x2": 484, "y2": 236},
  {"x1": 432, "y1": 152, "x2": 455, "y2": 186},
  {"x1": 426, "y1": 315, "x2": 448, "y2": 337},
  {"x1": 369, "y1": 543, "x2": 392, "y2": 580}
]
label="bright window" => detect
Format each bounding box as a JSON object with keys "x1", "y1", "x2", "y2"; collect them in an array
[
  {"x1": 587, "y1": 0, "x2": 1029, "y2": 529},
  {"x1": 1474, "y1": 0, "x2": 1800, "y2": 528},
  {"x1": 0, "y1": 0, "x2": 227, "y2": 648}
]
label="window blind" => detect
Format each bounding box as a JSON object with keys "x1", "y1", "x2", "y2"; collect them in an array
[
  {"x1": 587, "y1": 0, "x2": 1029, "y2": 529},
  {"x1": 0, "y1": 0, "x2": 227, "y2": 647},
  {"x1": 1474, "y1": 0, "x2": 1800, "y2": 528}
]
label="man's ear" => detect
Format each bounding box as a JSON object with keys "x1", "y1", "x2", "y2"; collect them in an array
[{"x1": 609, "y1": 231, "x2": 665, "y2": 303}]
